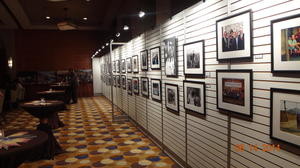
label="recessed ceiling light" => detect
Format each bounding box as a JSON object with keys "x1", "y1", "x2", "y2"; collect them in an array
[
  {"x1": 123, "y1": 25, "x2": 129, "y2": 31},
  {"x1": 116, "y1": 32, "x2": 120, "y2": 37},
  {"x1": 139, "y1": 11, "x2": 145, "y2": 18},
  {"x1": 83, "y1": 17, "x2": 87, "y2": 20},
  {"x1": 106, "y1": 43, "x2": 109, "y2": 46},
  {"x1": 102, "y1": 46, "x2": 105, "y2": 49},
  {"x1": 86, "y1": 0, "x2": 91, "y2": 2},
  {"x1": 46, "y1": 16, "x2": 51, "y2": 19}
]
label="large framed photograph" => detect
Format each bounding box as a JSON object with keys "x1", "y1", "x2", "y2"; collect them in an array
[
  {"x1": 121, "y1": 75, "x2": 126, "y2": 90},
  {"x1": 183, "y1": 40, "x2": 205, "y2": 77},
  {"x1": 183, "y1": 81, "x2": 206, "y2": 116},
  {"x1": 116, "y1": 60, "x2": 120, "y2": 73},
  {"x1": 150, "y1": 47, "x2": 161, "y2": 70},
  {"x1": 121, "y1": 59, "x2": 126, "y2": 73},
  {"x1": 132, "y1": 77, "x2": 139, "y2": 95},
  {"x1": 151, "y1": 79, "x2": 161, "y2": 102},
  {"x1": 116, "y1": 75, "x2": 121, "y2": 88},
  {"x1": 217, "y1": 70, "x2": 253, "y2": 118},
  {"x1": 140, "y1": 50, "x2": 148, "y2": 71},
  {"x1": 164, "y1": 37, "x2": 178, "y2": 77},
  {"x1": 127, "y1": 79, "x2": 132, "y2": 95},
  {"x1": 141, "y1": 77, "x2": 149, "y2": 98},
  {"x1": 271, "y1": 14, "x2": 300, "y2": 72},
  {"x1": 216, "y1": 10, "x2": 252, "y2": 60},
  {"x1": 165, "y1": 83, "x2": 179, "y2": 114},
  {"x1": 132, "y1": 55, "x2": 139, "y2": 73},
  {"x1": 271, "y1": 88, "x2": 300, "y2": 147},
  {"x1": 126, "y1": 57, "x2": 132, "y2": 73}
]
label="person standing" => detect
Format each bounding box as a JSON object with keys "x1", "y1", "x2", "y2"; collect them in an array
[{"x1": 68, "y1": 69, "x2": 78, "y2": 104}]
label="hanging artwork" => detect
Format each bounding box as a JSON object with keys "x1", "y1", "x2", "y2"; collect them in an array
[
  {"x1": 132, "y1": 77, "x2": 139, "y2": 95},
  {"x1": 116, "y1": 75, "x2": 121, "y2": 88},
  {"x1": 164, "y1": 37, "x2": 178, "y2": 77},
  {"x1": 165, "y1": 83, "x2": 179, "y2": 114},
  {"x1": 140, "y1": 50, "x2": 148, "y2": 71},
  {"x1": 271, "y1": 14, "x2": 300, "y2": 72},
  {"x1": 127, "y1": 79, "x2": 132, "y2": 95},
  {"x1": 113, "y1": 76, "x2": 116, "y2": 87},
  {"x1": 183, "y1": 81, "x2": 206, "y2": 116},
  {"x1": 116, "y1": 60, "x2": 120, "y2": 73},
  {"x1": 183, "y1": 40, "x2": 205, "y2": 77},
  {"x1": 216, "y1": 70, "x2": 253, "y2": 118},
  {"x1": 141, "y1": 77, "x2": 149, "y2": 98},
  {"x1": 127, "y1": 57, "x2": 132, "y2": 73},
  {"x1": 113, "y1": 61, "x2": 116, "y2": 72},
  {"x1": 122, "y1": 75, "x2": 126, "y2": 90},
  {"x1": 151, "y1": 79, "x2": 161, "y2": 102},
  {"x1": 216, "y1": 10, "x2": 252, "y2": 60},
  {"x1": 150, "y1": 47, "x2": 161, "y2": 70},
  {"x1": 121, "y1": 59, "x2": 126, "y2": 73},
  {"x1": 132, "y1": 55, "x2": 139, "y2": 73},
  {"x1": 271, "y1": 88, "x2": 300, "y2": 147}
]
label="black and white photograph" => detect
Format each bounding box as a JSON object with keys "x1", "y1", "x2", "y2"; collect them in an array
[
  {"x1": 150, "y1": 47, "x2": 161, "y2": 70},
  {"x1": 113, "y1": 61, "x2": 116, "y2": 72},
  {"x1": 113, "y1": 75, "x2": 116, "y2": 87},
  {"x1": 165, "y1": 83, "x2": 179, "y2": 113},
  {"x1": 116, "y1": 75, "x2": 121, "y2": 87},
  {"x1": 141, "y1": 50, "x2": 148, "y2": 71},
  {"x1": 271, "y1": 14, "x2": 300, "y2": 72},
  {"x1": 127, "y1": 79, "x2": 132, "y2": 95},
  {"x1": 132, "y1": 55, "x2": 139, "y2": 73},
  {"x1": 164, "y1": 37, "x2": 178, "y2": 77},
  {"x1": 184, "y1": 81, "x2": 206, "y2": 116},
  {"x1": 217, "y1": 70, "x2": 253, "y2": 118},
  {"x1": 122, "y1": 75, "x2": 126, "y2": 90},
  {"x1": 216, "y1": 10, "x2": 252, "y2": 60},
  {"x1": 271, "y1": 88, "x2": 300, "y2": 147},
  {"x1": 141, "y1": 77, "x2": 149, "y2": 97},
  {"x1": 151, "y1": 79, "x2": 161, "y2": 102},
  {"x1": 116, "y1": 60, "x2": 120, "y2": 73},
  {"x1": 121, "y1": 59, "x2": 126, "y2": 73},
  {"x1": 132, "y1": 77, "x2": 139, "y2": 95},
  {"x1": 126, "y1": 57, "x2": 132, "y2": 73},
  {"x1": 184, "y1": 40, "x2": 205, "y2": 77}
]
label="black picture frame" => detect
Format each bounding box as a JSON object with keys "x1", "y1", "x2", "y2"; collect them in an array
[
  {"x1": 132, "y1": 77, "x2": 139, "y2": 95},
  {"x1": 216, "y1": 69, "x2": 253, "y2": 119},
  {"x1": 132, "y1": 55, "x2": 139, "y2": 73},
  {"x1": 127, "y1": 79, "x2": 132, "y2": 95},
  {"x1": 126, "y1": 57, "x2": 132, "y2": 73},
  {"x1": 165, "y1": 83, "x2": 179, "y2": 115},
  {"x1": 121, "y1": 75, "x2": 126, "y2": 90},
  {"x1": 183, "y1": 80, "x2": 206, "y2": 117},
  {"x1": 140, "y1": 50, "x2": 148, "y2": 71},
  {"x1": 116, "y1": 60, "x2": 120, "y2": 73},
  {"x1": 150, "y1": 46, "x2": 161, "y2": 70},
  {"x1": 270, "y1": 88, "x2": 300, "y2": 148},
  {"x1": 116, "y1": 75, "x2": 121, "y2": 88},
  {"x1": 183, "y1": 40, "x2": 205, "y2": 78},
  {"x1": 271, "y1": 14, "x2": 300, "y2": 73},
  {"x1": 113, "y1": 75, "x2": 116, "y2": 87},
  {"x1": 113, "y1": 61, "x2": 116, "y2": 72},
  {"x1": 164, "y1": 37, "x2": 178, "y2": 77},
  {"x1": 141, "y1": 77, "x2": 149, "y2": 98},
  {"x1": 216, "y1": 10, "x2": 253, "y2": 61},
  {"x1": 151, "y1": 79, "x2": 161, "y2": 102},
  {"x1": 121, "y1": 59, "x2": 126, "y2": 73}
]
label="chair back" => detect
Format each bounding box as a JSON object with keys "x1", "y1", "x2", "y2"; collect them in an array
[{"x1": 0, "y1": 89, "x2": 5, "y2": 114}]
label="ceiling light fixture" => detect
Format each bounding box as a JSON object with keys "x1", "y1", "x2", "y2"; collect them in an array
[
  {"x1": 106, "y1": 43, "x2": 109, "y2": 46},
  {"x1": 123, "y1": 25, "x2": 129, "y2": 31},
  {"x1": 46, "y1": 16, "x2": 51, "y2": 19},
  {"x1": 83, "y1": 17, "x2": 87, "y2": 20},
  {"x1": 116, "y1": 32, "x2": 120, "y2": 37},
  {"x1": 139, "y1": 11, "x2": 145, "y2": 18},
  {"x1": 102, "y1": 46, "x2": 105, "y2": 49}
]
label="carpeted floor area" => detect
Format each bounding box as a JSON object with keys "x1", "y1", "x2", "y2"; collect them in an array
[{"x1": 3, "y1": 97, "x2": 179, "y2": 168}]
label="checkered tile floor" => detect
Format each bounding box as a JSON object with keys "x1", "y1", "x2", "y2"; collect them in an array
[{"x1": 4, "y1": 97, "x2": 179, "y2": 168}]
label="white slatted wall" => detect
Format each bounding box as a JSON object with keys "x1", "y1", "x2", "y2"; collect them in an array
[{"x1": 98, "y1": 0, "x2": 300, "y2": 167}]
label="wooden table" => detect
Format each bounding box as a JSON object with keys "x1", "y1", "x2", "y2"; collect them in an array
[{"x1": 37, "y1": 90, "x2": 66, "y2": 103}]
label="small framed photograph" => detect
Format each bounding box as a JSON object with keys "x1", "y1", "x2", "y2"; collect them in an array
[
  {"x1": 116, "y1": 60, "x2": 120, "y2": 73},
  {"x1": 217, "y1": 70, "x2": 253, "y2": 118},
  {"x1": 216, "y1": 10, "x2": 252, "y2": 60},
  {"x1": 183, "y1": 40, "x2": 205, "y2": 77},
  {"x1": 116, "y1": 75, "x2": 121, "y2": 88},
  {"x1": 271, "y1": 88, "x2": 300, "y2": 147},
  {"x1": 113, "y1": 61, "x2": 116, "y2": 72},
  {"x1": 113, "y1": 76, "x2": 116, "y2": 87},
  {"x1": 151, "y1": 79, "x2": 161, "y2": 102},
  {"x1": 165, "y1": 83, "x2": 179, "y2": 114},
  {"x1": 183, "y1": 81, "x2": 206, "y2": 116},
  {"x1": 132, "y1": 55, "x2": 139, "y2": 73},
  {"x1": 121, "y1": 59, "x2": 126, "y2": 73},
  {"x1": 121, "y1": 75, "x2": 126, "y2": 90},
  {"x1": 126, "y1": 57, "x2": 132, "y2": 73},
  {"x1": 141, "y1": 77, "x2": 149, "y2": 98},
  {"x1": 150, "y1": 47, "x2": 161, "y2": 70},
  {"x1": 127, "y1": 79, "x2": 132, "y2": 95},
  {"x1": 271, "y1": 14, "x2": 300, "y2": 72},
  {"x1": 140, "y1": 50, "x2": 148, "y2": 71},
  {"x1": 132, "y1": 77, "x2": 139, "y2": 95},
  {"x1": 164, "y1": 37, "x2": 178, "y2": 77}
]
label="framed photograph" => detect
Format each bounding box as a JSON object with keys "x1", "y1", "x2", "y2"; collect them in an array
[
  {"x1": 164, "y1": 37, "x2": 178, "y2": 77},
  {"x1": 126, "y1": 57, "x2": 132, "y2": 73},
  {"x1": 132, "y1": 77, "x2": 139, "y2": 95},
  {"x1": 121, "y1": 59, "x2": 126, "y2": 73},
  {"x1": 217, "y1": 70, "x2": 253, "y2": 118},
  {"x1": 140, "y1": 50, "x2": 148, "y2": 71},
  {"x1": 150, "y1": 47, "x2": 161, "y2": 70},
  {"x1": 116, "y1": 75, "x2": 121, "y2": 88},
  {"x1": 183, "y1": 40, "x2": 205, "y2": 77},
  {"x1": 271, "y1": 14, "x2": 300, "y2": 72},
  {"x1": 113, "y1": 75, "x2": 116, "y2": 87},
  {"x1": 216, "y1": 10, "x2": 252, "y2": 60},
  {"x1": 121, "y1": 75, "x2": 126, "y2": 90},
  {"x1": 113, "y1": 61, "x2": 116, "y2": 72},
  {"x1": 132, "y1": 55, "x2": 139, "y2": 73},
  {"x1": 151, "y1": 79, "x2": 161, "y2": 102},
  {"x1": 141, "y1": 77, "x2": 149, "y2": 97},
  {"x1": 271, "y1": 88, "x2": 300, "y2": 147},
  {"x1": 127, "y1": 79, "x2": 132, "y2": 95},
  {"x1": 116, "y1": 60, "x2": 120, "y2": 73},
  {"x1": 165, "y1": 83, "x2": 179, "y2": 114},
  {"x1": 183, "y1": 81, "x2": 206, "y2": 116}
]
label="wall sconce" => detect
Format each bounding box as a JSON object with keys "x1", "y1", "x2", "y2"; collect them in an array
[{"x1": 8, "y1": 57, "x2": 13, "y2": 69}]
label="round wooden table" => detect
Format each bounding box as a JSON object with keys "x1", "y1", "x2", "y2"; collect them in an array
[
  {"x1": 37, "y1": 90, "x2": 66, "y2": 103},
  {"x1": 0, "y1": 130, "x2": 48, "y2": 168}
]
